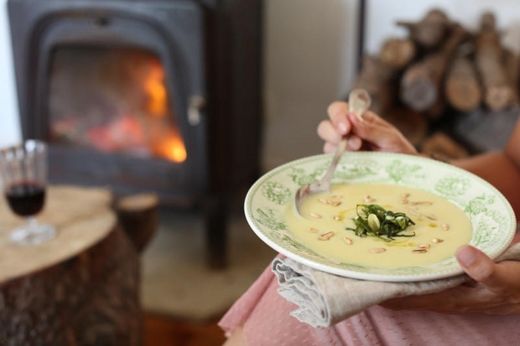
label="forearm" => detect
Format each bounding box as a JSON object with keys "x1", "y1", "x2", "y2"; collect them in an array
[{"x1": 453, "y1": 152, "x2": 520, "y2": 216}]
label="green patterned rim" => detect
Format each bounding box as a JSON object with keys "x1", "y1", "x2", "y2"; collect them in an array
[{"x1": 244, "y1": 152, "x2": 516, "y2": 282}]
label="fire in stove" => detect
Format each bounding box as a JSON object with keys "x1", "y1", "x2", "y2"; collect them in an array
[
  {"x1": 154, "y1": 131, "x2": 187, "y2": 162},
  {"x1": 144, "y1": 62, "x2": 168, "y2": 117},
  {"x1": 49, "y1": 47, "x2": 187, "y2": 163}
]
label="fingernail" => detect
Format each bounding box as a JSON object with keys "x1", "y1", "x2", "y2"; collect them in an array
[
  {"x1": 348, "y1": 112, "x2": 361, "y2": 124},
  {"x1": 457, "y1": 246, "x2": 477, "y2": 267},
  {"x1": 338, "y1": 121, "x2": 348, "y2": 134}
]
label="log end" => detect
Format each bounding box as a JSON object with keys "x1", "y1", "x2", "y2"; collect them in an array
[
  {"x1": 117, "y1": 193, "x2": 158, "y2": 211},
  {"x1": 400, "y1": 76, "x2": 438, "y2": 111},
  {"x1": 485, "y1": 86, "x2": 513, "y2": 111},
  {"x1": 446, "y1": 80, "x2": 482, "y2": 112},
  {"x1": 116, "y1": 193, "x2": 159, "y2": 253},
  {"x1": 379, "y1": 38, "x2": 416, "y2": 69}
]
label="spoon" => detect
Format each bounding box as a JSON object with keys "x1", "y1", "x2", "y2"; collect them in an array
[{"x1": 294, "y1": 89, "x2": 372, "y2": 216}]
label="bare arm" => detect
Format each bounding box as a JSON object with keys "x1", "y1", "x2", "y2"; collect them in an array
[
  {"x1": 456, "y1": 151, "x2": 520, "y2": 213},
  {"x1": 320, "y1": 104, "x2": 520, "y2": 315},
  {"x1": 454, "y1": 121, "x2": 520, "y2": 215}
]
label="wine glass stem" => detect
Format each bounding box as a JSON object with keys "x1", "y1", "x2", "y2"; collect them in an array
[{"x1": 27, "y1": 217, "x2": 39, "y2": 232}]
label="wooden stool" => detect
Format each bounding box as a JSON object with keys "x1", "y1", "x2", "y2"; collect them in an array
[{"x1": 0, "y1": 186, "x2": 157, "y2": 345}]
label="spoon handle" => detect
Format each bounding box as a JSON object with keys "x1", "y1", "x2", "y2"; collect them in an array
[
  {"x1": 316, "y1": 89, "x2": 371, "y2": 189},
  {"x1": 317, "y1": 139, "x2": 348, "y2": 189}
]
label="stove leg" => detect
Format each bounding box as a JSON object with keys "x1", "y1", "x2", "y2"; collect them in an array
[{"x1": 204, "y1": 195, "x2": 228, "y2": 269}]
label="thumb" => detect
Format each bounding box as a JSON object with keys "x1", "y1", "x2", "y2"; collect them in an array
[{"x1": 456, "y1": 245, "x2": 498, "y2": 286}]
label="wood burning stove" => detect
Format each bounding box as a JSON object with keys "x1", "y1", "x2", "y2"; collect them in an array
[{"x1": 8, "y1": 0, "x2": 263, "y2": 267}]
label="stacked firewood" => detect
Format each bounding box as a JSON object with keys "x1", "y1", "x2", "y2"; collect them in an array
[{"x1": 354, "y1": 9, "x2": 518, "y2": 159}]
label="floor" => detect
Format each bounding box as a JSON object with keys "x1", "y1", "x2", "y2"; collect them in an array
[
  {"x1": 141, "y1": 208, "x2": 275, "y2": 320},
  {"x1": 144, "y1": 313, "x2": 225, "y2": 346},
  {"x1": 140, "y1": 205, "x2": 275, "y2": 344}
]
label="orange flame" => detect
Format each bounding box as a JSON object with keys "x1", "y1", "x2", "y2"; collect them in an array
[
  {"x1": 144, "y1": 64, "x2": 167, "y2": 117},
  {"x1": 142, "y1": 61, "x2": 187, "y2": 163},
  {"x1": 155, "y1": 133, "x2": 187, "y2": 163}
]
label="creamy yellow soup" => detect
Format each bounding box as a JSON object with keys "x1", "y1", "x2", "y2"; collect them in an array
[{"x1": 286, "y1": 183, "x2": 472, "y2": 268}]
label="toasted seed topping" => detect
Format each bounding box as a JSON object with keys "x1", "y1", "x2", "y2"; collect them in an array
[
  {"x1": 309, "y1": 227, "x2": 319, "y2": 233},
  {"x1": 318, "y1": 198, "x2": 342, "y2": 207},
  {"x1": 318, "y1": 231, "x2": 335, "y2": 240},
  {"x1": 309, "y1": 212, "x2": 322, "y2": 219},
  {"x1": 402, "y1": 193, "x2": 410, "y2": 204},
  {"x1": 441, "y1": 223, "x2": 450, "y2": 231},
  {"x1": 429, "y1": 223, "x2": 438, "y2": 228},
  {"x1": 326, "y1": 199, "x2": 342, "y2": 207},
  {"x1": 332, "y1": 215, "x2": 343, "y2": 221},
  {"x1": 432, "y1": 238, "x2": 444, "y2": 243},
  {"x1": 369, "y1": 247, "x2": 386, "y2": 254},
  {"x1": 425, "y1": 214, "x2": 437, "y2": 221},
  {"x1": 413, "y1": 248, "x2": 428, "y2": 253},
  {"x1": 364, "y1": 195, "x2": 376, "y2": 203},
  {"x1": 343, "y1": 236, "x2": 353, "y2": 245},
  {"x1": 367, "y1": 213, "x2": 380, "y2": 231},
  {"x1": 418, "y1": 244, "x2": 431, "y2": 250},
  {"x1": 411, "y1": 201, "x2": 433, "y2": 206}
]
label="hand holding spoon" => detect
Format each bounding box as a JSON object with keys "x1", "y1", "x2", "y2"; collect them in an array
[{"x1": 294, "y1": 89, "x2": 372, "y2": 216}]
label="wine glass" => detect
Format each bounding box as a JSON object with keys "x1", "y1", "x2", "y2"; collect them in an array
[{"x1": 0, "y1": 140, "x2": 56, "y2": 245}]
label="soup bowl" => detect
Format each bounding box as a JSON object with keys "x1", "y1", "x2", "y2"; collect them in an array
[{"x1": 244, "y1": 152, "x2": 516, "y2": 282}]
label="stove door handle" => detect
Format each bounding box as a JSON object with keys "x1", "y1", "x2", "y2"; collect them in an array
[{"x1": 188, "y1": 95, "x2": 206, "y2": 126}]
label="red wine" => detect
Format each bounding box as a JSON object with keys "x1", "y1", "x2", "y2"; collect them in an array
[{"x1": 5, "y1": 182, "x2": 46, "y2": 217}]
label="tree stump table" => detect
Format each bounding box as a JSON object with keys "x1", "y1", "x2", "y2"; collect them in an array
[{"x1": 0, "y1": 186, "x2": 145, "y2": 346}]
